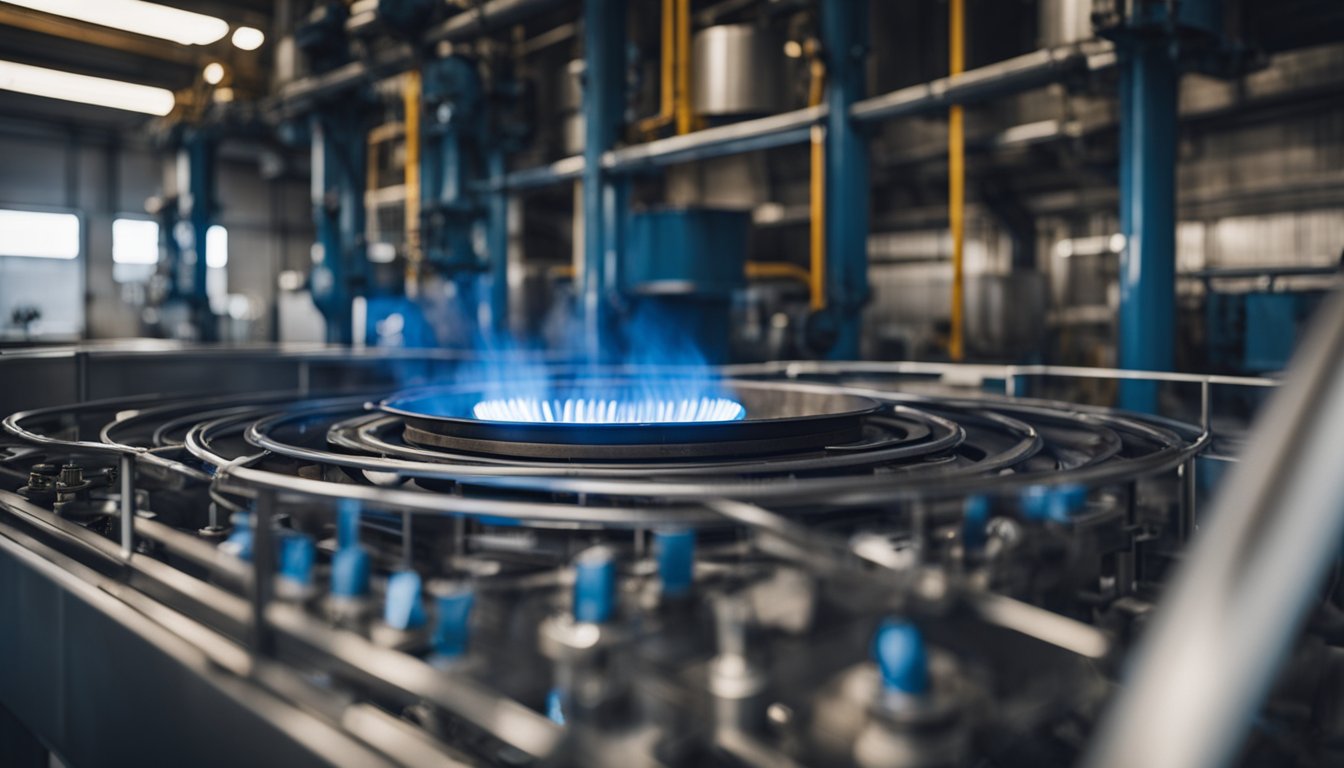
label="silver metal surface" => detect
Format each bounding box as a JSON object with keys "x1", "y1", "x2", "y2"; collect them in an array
[{"x1": 691, "y1": 25, "x2": 784, "y2": 116}]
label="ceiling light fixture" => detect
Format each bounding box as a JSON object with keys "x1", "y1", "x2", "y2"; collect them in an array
[
  {"x1": 0, "y1": 59, "x2": 175, "y2": 115},
  {"x1": 4, "y1": 0, "x2": 229, "y2": 46},
  {"x1": 231, "y1": 26, "x2": 265, "y2": 51},
  {"x1": 203, "y1": 62, "x2": 225, "y2": 85}
]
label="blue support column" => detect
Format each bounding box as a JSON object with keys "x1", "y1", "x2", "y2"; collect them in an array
[
  {"x1": 1117, "y1": 35, "x2": 1178, "y2": 412},
  {"x1": 821, "y1": 0, "x2": 870, "y2": 360},
  {"x1": 175, "y1": 129, "x2": 217, "y2": 341},
  {"x1": 581, "y1": 0, "x2": 626, "y2": 360},
  {"x1": 309, "y1": 110, "x2": 368, "y2": 345}
]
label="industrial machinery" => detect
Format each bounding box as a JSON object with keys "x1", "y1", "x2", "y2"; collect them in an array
[{"x1": 4, "y1": 295, "x2": 1344, "y2": 767}]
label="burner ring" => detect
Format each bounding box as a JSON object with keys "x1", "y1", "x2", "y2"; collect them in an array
[{"x1": 379, "y1": 379, "x2": 883, "y2": 460}]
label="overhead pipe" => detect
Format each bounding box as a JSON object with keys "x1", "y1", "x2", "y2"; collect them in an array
[
  {"x1": 807, "y1": 43, "x2": 826, "y2": 312},
  {"x1": 948, "y1": 0, "x2": 966, "y2": 361},
  {"x1": 402, "y1": 70, "x2": 422, "y2": 295},
  {"x1": 673, "y1": 0, "x2": 694, "y2": 135},
  {"x1": 635, "y1": 0, "x2": 678, "y2": 136}
]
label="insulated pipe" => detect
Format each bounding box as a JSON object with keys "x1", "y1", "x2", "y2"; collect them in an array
[
  {"x1": 1086, "y1": 292, "x2": 1344, "y2": 768},
  {"x1": 948, "y1": 0, "x2": 966, "y2": 361}
]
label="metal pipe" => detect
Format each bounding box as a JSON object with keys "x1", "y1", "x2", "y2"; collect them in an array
[
  {"x1": 674, "y1": 0, "x2": 694, "y2": 135},
  {"x1": 948, "y1": 0, "x2": 966, "y2": 361},
  {"x1": 426, "y1": 0, "x2": 568, "y2": 44},
  {"x1": 581, "y1": 0, "x2": 627, "y2": 359},
  {"x1": 1085, "y1": 292, "x2": 1344, "y2": 768},
  {"x1": 490, "y1": 42, "x2": 1113, "y2": 192},
  {"x1": 1116, "y1": 36, "x2": 1179, "y2": 412},
  {"x1": 745, "y1": 261, "x2": 811, "y2": 286},
  {"x1": 119, "y1": 454, "x2": 134, "y2": 559},
  {"x1": 634, "y1": 0, "x2": 678, "y2": 135},
  {"x1": 820, "y1": 0, "x2": 869, "y2": 359},
  {"x1": 808, "y1": 48, "x2": 826, "y2": 312},
  {"x1": 402, "y1": 70, "x2": 422, "y2": 293}
]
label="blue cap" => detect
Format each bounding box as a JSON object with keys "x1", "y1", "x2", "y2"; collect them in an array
[
  {"x1": 432, "y1": 586, "x2": 474, "y2": 658},
  {"x1": 221, "y1": 512, "x2": 253, "y2": 561},
  {"x1": 337, "y1": 499, "x2": 361, "y2": 550},
  {"x1": 279, "y1": 533, "x2": 315, "y2": 587},
  {"x1": 573, "y1": 547, "x2": 616, "y2": 623},
  {"x1": 384, "y1": 570, "x2": 427, "y2": 630},
  {"x1": 1021, "y1": 484, "x2": 1088, "y2": 523},
  {"x1": 545, "y1": 688, "x2": 566, "y2": 725},
  {"x1": 655, "y1": 529, "x2": 695, "y2": 598},
  {"x1": 331, "y1": 546, "x2": 371, "y2": 598},
  {"x1": 962, "y1": 495, "x2": 990, "y2": 549},
  {"x1": 873, "y1": 619, "x2": 930, "y2": 696}
]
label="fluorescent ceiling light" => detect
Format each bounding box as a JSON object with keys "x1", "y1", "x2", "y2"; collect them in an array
[
  {"x1": 4, "y1": 0, "x2": 229, "y2": 46},
  {"x1": 0, "y1": 59, "x2": 175, "y2": 115},
  {"x1": 231, "y1": 26, "x2": 265, "y2": 51}
]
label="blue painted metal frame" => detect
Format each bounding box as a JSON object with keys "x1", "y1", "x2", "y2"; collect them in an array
[
  {"x1": 581, "y1": 0, "x2": 627, "y2": 360},
  {"x1": 309, "y1": 109, "x2": 368, "y2": 345},
  {"x1": 821, "y1": 0, "x2": 870, "y2": 360}
]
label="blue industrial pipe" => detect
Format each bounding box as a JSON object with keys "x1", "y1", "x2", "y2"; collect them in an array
[
  {"x1": 581, "y1": 0, "x2": 627, "y2": 360},
  {"x1": 1117, "y1": 35, "x2": 1178, "y2": 412},
  {"x1": 821, "y1": 0, "x2": 870, "y2": 360}
]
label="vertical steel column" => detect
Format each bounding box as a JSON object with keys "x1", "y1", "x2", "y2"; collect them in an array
[
  {"x1": 821, "y1": 0, "x2": 870, "y2": 360},
  {"x1": 1117, "y1": 35, "x2": 1178, "y2": 412},
  {"x1": 581, "y1": 0, "x2": 627, "y2": 359}
]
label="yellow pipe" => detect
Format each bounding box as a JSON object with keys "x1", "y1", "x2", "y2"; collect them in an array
[
  {"x1": 807, "y1": 48, "x2": 826, "y2": 312},
  {"x1": 674, "y1": 0, "x2": 693, "y2": 135},
  {"x1": 948, "y1": 0, "x2": 966, "y2": 361},
  {"x1": 403, "y1": 69, "x2": 422, "y2": 294},
  {"x1": 635, "y1": 0, "x2": 678, "y2": 136},
  {"x1": 746, "y1": 261, "x2": 812, "y2": 286}
]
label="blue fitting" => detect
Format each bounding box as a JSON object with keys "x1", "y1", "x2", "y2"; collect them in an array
[
  {"x1": 546, "y1": 687, "x2": 566, "y2": 725},
  {"x1": 432, "y1": 586, "x2": 474, "y2": 658},
  {"x1": 279, "y1": 533, "x2": 316, "y2": 587},
  {"x1": 573, "y1": 546, "x2": 616, "y2": 624},
  {"x1": 337, "y1": 499, "x2": 361, "y2": 550},
  {"x1": 962, "y1": 496, "x2": 990, "y2": 549},
  {"x1": 221, "y1": 512, "x2": 254, "y2": 561},
  {"x1": 1021, "y1": 484, "x2": 1088, "y2": 523},
  {"x1": 331, "y1": 546, "x2": 371, "y2": 598},
  {"x1": 655, "y1": 529, "x2": 695, "y2": 598},
  {"x1": 873, "y1": 619, "x2": 930, "y2": 696},
  {"x1": 384, "y1": 570, "x2": 427, "y2": 630}
]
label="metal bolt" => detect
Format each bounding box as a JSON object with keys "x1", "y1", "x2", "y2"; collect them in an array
[{"x1": 58, "y1": 464, "x2": 83, "y2": 488}]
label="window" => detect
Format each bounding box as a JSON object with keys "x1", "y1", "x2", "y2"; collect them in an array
[
  {"x1": 0, "y1": 208, "x2": 80, "y2": 259},
  {"x1": 111, "y1": 219, "x2": 228, "y2": 302},
  {"x1": 112, "y1": 217, "x2": 159, "y2": 282}
]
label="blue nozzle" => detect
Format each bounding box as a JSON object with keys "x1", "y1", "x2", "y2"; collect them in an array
[
  {"x1": 432, "y1": 586, "x2": 474, "y2": 658},
  {"x1": 384, "y1": 570, "x2": 427, "y2": 630},
  {"x1": 962, "y1": 495, "x2": 990, "y2": 549},
  {"x1": 220, "y1": 512, "x2": 254, "y2": 561},
  {"x1": 1021, "y1": 484, "x2": 1088, "y2": 523},
  {"x1": 655, "y1": 529, "x2": 695, "y2": 598},
  {"x1": 279, "y1": 533, "x2": 316, "y2": 587},
  {"x1": 873, "y1": 619, "x2": 930, "y2": 696},
  {"x1": 337, "y1": 499, "x2": 361, "y2": 550},
  {"x1": 545, "y1": 688, "x2": 566, "y2": 725},
  {"x1": 331, "y1": 546, "x2": 371, "y2": 598},
  {"x1": 573, "y1": 547, "x2": 616, "y2": 623}
]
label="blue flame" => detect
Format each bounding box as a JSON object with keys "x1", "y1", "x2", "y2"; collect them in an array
[{"x1": 413, "y1": 303, "x2": 744, "y2": 424}]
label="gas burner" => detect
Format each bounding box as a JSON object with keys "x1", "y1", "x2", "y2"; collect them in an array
[{"x1": 379, "y1": 379, "x2": 882, "y2": 460}]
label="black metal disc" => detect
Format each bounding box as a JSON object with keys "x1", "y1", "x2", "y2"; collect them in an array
[{"x1": 379, "y1": 379, "x2": 882, "y2": 460}]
